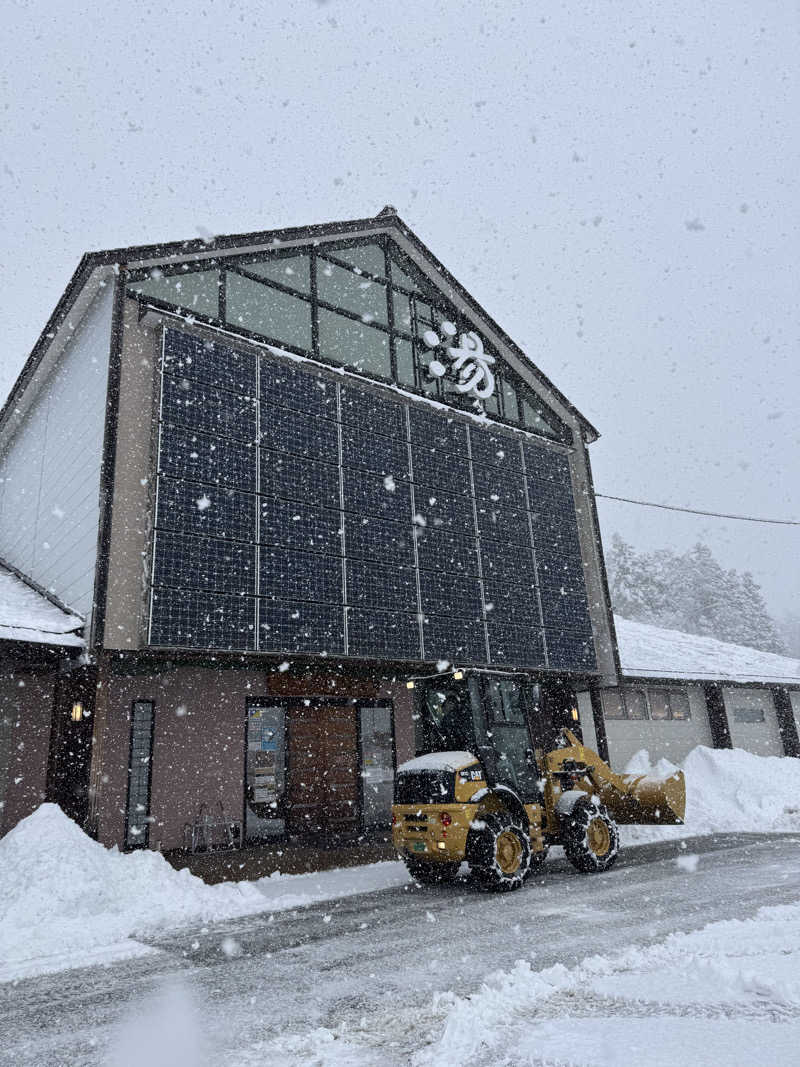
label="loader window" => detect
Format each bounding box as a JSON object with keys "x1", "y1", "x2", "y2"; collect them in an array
[{"x1": 486, "y1": 678, "x2": 526, "y2": 725}]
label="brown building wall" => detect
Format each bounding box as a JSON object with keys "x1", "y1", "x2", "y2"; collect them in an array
[
  {"x1": 0, "y1": 665, "x2": 56, "y2": 836},
  {"x1": 93, "y1": 659, "x2": 407, "y2": 851}
]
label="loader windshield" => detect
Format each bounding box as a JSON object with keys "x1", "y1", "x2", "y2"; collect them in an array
[{"x1": 423, "y1": 686, "x2": 476, "y2": 754}]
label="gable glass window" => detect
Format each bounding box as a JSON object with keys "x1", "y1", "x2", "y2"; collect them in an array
[{"x1": 127, "y1": 236, "x2": 571, "y2": 444}]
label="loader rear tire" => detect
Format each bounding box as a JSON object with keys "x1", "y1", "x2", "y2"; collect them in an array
[
  {"x1": 468, "y1": 813, "x2": 531, "y2": 892},
  {"x1": 563, "y1": 797, "x2": 619, "y2": 874},
  {"x1": 403, "y1": 859, "x2": 461, "y2": 885}
]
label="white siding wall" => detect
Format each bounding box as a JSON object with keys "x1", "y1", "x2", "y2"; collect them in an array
[
  {"x1": 723, "y1": 687, "x2": 784, "y2": 757},
  {"x1": 0, "y1": 284, "x2": 113, "y2": 625},
  {"x1": 603, "y1": 685, "x2": 713, "y2": 770}
]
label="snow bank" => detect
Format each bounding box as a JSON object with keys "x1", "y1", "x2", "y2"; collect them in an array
[
  {"x1": 620, "y1": 744, "x2": 800, "y2": 844},
  {"x1": 0, "y1": 804, "x2": 408, "y2": 981},
  {"x1": 417, "y1": 901, "x2": 800, "y2": 1066}
]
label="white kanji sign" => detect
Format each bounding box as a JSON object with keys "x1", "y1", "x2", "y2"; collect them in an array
[{"x1": 423, "y1": 321, "x2": 496, "y2": 401}]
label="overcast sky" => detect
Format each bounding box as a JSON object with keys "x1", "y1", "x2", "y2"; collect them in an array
[{"x1": 2, "y1": 1, "x2": 797, "y2": 620}]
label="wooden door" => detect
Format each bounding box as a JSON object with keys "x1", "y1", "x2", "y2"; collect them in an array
[{"x1": 287, "y1": 703, "x2": 359, "y2": 840}]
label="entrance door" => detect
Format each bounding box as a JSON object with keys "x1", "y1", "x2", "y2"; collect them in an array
[
  {"x1": 358, "y1": 705, "x2": 394, "y2": 829},
  {"x1": 483, "y1": 676, "x2": 541, "y2": 801},
  {"x1": 46, "y1": 667, "x2": 96, "y2": 827},
  {"x1": 288, "y1": 702, "x2": 359, "y2": 840}
]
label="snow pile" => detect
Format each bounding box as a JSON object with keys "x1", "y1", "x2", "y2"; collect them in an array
[
  {"x1": 620, "y1": 744, "x2": 800, "y2": 844},
  {"x1": 417, "y1": 901, "x2": 800, "y2": 1066},
  {"x1": 0, "y1": 804, "x2": 408, "y2": 981}
]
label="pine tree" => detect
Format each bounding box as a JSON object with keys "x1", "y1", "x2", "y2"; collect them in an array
[{"x1": 605, "y1": 534, "x2": 786, "y2": 654}]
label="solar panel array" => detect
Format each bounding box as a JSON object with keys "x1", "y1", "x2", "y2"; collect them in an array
[{"x1": 149, "y1": 328, "x2": 596, "y2": 670}]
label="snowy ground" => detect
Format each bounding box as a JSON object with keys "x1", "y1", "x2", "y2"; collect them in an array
[
  {"x1": 1, "y1": 833, "x2": 799, "y2": 1066},
  {"x1": 2, "y1": 746, "x2": 800, "y2": 1064}
]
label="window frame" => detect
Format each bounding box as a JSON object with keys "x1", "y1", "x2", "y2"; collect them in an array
[
  {"x1": 124, "y1": 700, "x2": 156, "y2": 850},
  {"x1": 126, "y1": 236, "x2": 572, "y2": 445}
]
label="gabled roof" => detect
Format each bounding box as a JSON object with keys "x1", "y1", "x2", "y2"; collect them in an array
[
  {"x1": 615, "y1": 614, "x2": 800, "y2": 686},
  {"x1": 0, "y1": 563, "x2": 84, "y2": 648},
  {"x1": 0, "y1": 207, "x2": 599, "y2": 441}
]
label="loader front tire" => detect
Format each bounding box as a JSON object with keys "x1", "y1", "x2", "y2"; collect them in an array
[
  {"x1": 403, "y1": 859, "x2": 461, "y2": 885},
  {"x1": 562, "y1": 797, "x2": 619, "y2": 874},
  {"x1": 468, "y1": 813, "x2": 531, "y2": 892}
]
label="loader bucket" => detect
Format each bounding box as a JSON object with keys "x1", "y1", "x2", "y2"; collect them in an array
[{"x1": 599, "y1": 769, "x2": 686, "y2": 826}]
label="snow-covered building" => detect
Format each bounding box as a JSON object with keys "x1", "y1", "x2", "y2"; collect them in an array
[
  {"x1": 0, "y1": 208, "x2": 620, "y2": 848},
  {"x1": 1, "y1": 208, "x2": 797, "y2": 853},
  {"x1": 577, "y1": 615, "x2": 800, "y2": 770}
]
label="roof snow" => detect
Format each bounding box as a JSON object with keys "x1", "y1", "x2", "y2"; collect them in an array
[
  {"x1": 615, "y1": 614, "x2": 800, "y2": 686},
  {"x1": 0, "y1": 567, "x2": 84, "y2": 648}
]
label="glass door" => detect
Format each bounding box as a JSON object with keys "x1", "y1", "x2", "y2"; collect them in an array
[
  {"x1": 358, "y1": 705, "x2": 395, "y2": 829},
  {"x1": 484, "y1": 676, "x2": 541, "y2": 802},
  {"x1": 245, "y1": 704, "x2": 286, "y2": 841}
]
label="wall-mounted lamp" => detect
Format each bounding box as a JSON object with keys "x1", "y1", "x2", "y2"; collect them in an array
[
  {"x1": 453, "y1": 670, "x2": 464, "y2": 681},
  {"x1": 70, "y1": 702, "x2": 84, "y2": 723},
  {"x1": 571, "y1": 708, "x2": 580, "y2": 722},
  {"x1": 406, "y1": 680, "x2": 415, "y2": 690}
]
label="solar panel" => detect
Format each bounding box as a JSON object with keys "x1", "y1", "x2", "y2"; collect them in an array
[
  {"x1": 156, "y1": 476, "x2": 255, "y2": 542},
  {"x1": 346, "y1": 559, "x2": 418, "y2": 612},
  {"x1": 161, "y1": 375, "x2": 257, "y2": 443},
  {"x1": 150, "y1": 588, "x2": 256, "y2": 650},
  {"x1": 260, "y1": 357, "x2": 337, "y2": 420},
  {"x1": 341, "y1": 424, "x2": 409, "y2": 479},
  {"x1": 260, "y1": 449, "x2": 340, "y2": 510},
  {"x1": 487, "y1": 620, "x2": 545, "y2": 667},
  {"x1": 260, "y1": 405, "x2": 339, "y2": 460},
  {"x1": 346, "y1": 608, "x2": 421, "y2": 660},
  {"x1": 475, "y1": 500, "x2": 530, "y2": 546},
  {"x1": 410, "y1": 444, "x2": 470, "y2": 495},
  {"x1": 479, "y1": 538, "x2": 537, "y2": 587},
  {"x1": 259, "y1": 547, "x2": 343, "y2": 605},
  {"x1": 150, "y1": 329, "x2": 596, "y2": 670},
  {"x1": 342, "y1": 468, "x2": 412, "y2": 523},
  {"x1": 468, "y1": 429, "x2": 524, "y2": 470},
  {"x1": 260, "y1": 499, "x2": 342, "y2": 555},
  {"x1": 422, "y1": 614, "x2": 486, "y2": 663},
  {"x1": 545, "y1": 629, "x2": 596, "y2": 671},
  {"x1": 340, "y1": 383, "x2": 406, "y2": 437},
  {"x1": 344, "y1": 513, "x2": 415, "y2": 567},
  {"x1": 163, "y1": 328, "x2": 255, "y2": 395},
  {"x1": 408, "y1": 406, "x2": 467, "y2": 455},
  {"x1": 153, "y1": 530, "x2": 255, "y2": 593},
  {"x1": 419, "y1": 571, "x2": 482, "y2": 618},
  {"x1": 416, "y1": 526, "x2": 480, "y2": 576},
  {"x1": 159, "y1": 424, "x2": 256, "y2": 492},
  {"x1": 260, "y1": 601, "x2": 345, "y2": 654},
  {"x1": 471, "y1": 461, "x2": 527, "y2": 510}
]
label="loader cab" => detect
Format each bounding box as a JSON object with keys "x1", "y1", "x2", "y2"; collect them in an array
[{"x1": 415, "y1": 670, "x2": 544, "y2": 805}]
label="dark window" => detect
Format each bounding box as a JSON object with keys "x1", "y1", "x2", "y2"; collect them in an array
[
  {"x1": 125, "y1": 701, "x2": 155, "y2": 849},
  {"x1": 624, "y1": 689, "x2": 648, "y2": 720},
  {"x1": 732, "y1": 704, "x2": 765, "y2": 723}
]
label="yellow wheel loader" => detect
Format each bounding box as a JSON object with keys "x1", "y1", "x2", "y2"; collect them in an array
[{"x1": 392, "y1": 670, "x2": 685, "y2": 891}]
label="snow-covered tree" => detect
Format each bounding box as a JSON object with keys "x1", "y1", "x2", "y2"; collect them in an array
[{"x1": 605, "y1": 535, "x2": 786, "y2": 654}]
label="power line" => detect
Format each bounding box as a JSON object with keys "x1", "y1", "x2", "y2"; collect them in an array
[{"x1": 596, "y1": 493, "x2": 800, "y2": 526}]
